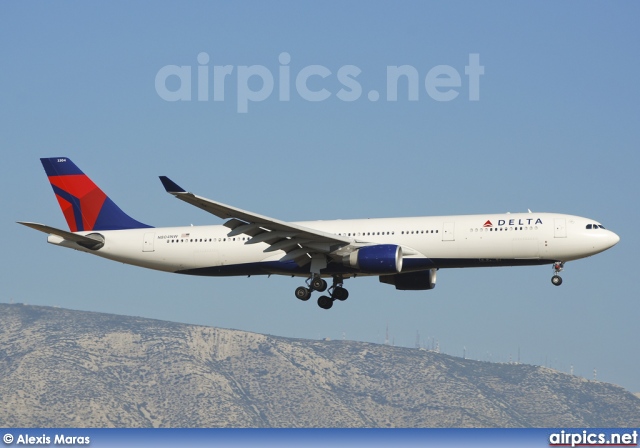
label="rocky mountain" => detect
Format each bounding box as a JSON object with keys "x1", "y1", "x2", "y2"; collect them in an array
[{"x1": 0, "y1": 303, "x2": 638, "y2": 427}]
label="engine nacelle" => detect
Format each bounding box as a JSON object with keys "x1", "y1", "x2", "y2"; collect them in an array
[
  {"x1": 379, "y1": 269, "x2": 437, "y2": 290},
  {"x1": 343, "y1": 244, "x2": 403, "y2": 274}
]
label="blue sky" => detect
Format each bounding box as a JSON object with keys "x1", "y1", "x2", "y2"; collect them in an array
[{"x1": 2, "y1": 2, "x2": 639, "y2": 394}]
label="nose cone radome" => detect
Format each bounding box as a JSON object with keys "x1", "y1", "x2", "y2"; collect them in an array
[
  {"x1": 607, "y1": 230, "x2": 620, "y2": 248},
  {"x1": 585, "y1": 228, "x2": 620, "y2": 257},
  {"x1": 595, "y1": 230, "x2": 620, "y2": 254}
]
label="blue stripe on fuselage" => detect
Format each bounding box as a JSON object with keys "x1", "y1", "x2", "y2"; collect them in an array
[{"x1": 175, "y1": 257, "x2": 554, "y2": 277}]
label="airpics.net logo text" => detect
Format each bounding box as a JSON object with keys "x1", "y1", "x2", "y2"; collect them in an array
[{"x1": 155, "y1": 52, "x2": 484, "y2": 113}]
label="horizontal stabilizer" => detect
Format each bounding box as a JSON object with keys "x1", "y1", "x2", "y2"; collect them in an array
[{"x1": 18, "y1": 222, "x2": 104, "y2": 250}]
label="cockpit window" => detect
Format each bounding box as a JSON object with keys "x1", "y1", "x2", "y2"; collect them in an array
[
  {"x1": 586, "y1": 224, "x2": 592, "y2": 229},
  {"x1": 598, "y1": 225, "x2": 605, "y2": 229}
]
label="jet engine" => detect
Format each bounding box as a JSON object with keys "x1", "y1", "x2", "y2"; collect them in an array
[
  {"x1": 379, "y1": 269, "x2": 437, "y2": 290},
  {"x1": 343, "y1": 244, "x2": 403, "y2": 274}
]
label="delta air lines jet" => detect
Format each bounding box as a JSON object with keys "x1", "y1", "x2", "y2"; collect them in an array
[{"x1": 20, "y1": 158, "x2": 620, "y2": 310}]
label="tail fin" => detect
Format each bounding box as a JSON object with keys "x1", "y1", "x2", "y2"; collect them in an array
[{"x1": 41, "y1": 157, "x2": 152, "y2": 231}]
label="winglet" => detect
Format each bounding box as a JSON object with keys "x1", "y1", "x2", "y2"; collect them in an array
[{"x1": 159, "y1": 176, "x2": 186, "y2": 193}]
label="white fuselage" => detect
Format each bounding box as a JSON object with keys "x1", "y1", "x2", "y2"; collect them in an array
[{"x1": 48, "y1": 212, "x2": 620, "y2": 278}]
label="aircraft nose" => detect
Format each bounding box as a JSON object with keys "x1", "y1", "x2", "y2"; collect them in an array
[
  {"x1": 608, "y1": 230, "x2": 620, "y2": 248},
  {"x1": 587, "y1": 228, "x2": 620, "y2": 255}
]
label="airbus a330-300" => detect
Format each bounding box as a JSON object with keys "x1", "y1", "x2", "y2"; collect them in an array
[{"x1": 19, "y1": 158, "x2": 620, "y2": 310}]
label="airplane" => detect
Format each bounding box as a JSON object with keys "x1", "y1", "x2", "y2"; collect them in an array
[{"x1": 19, "y1": 157, "x2": 620, "y2": 310}]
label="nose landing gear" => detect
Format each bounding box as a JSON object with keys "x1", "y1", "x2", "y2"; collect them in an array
[{"x1": 551, "y1": 262, "x2": 564, "y2": 286}]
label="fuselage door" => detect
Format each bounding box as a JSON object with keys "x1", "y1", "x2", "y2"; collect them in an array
[
  {"x1": 143, "y1": 232, "x2": 155, "y2": 252},
  {"x1": 442, "y1": 222, "x2": 455, "y2": 241},
  {"x1": 554, "y1": 218, "x2": 567, "y2": 238}
]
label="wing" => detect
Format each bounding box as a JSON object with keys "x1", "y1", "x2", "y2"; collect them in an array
[{"x1": 159, "y1": 177, "x2": 355, "y2": 266}]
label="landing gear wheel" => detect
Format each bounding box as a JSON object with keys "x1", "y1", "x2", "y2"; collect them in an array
[
  {"x1": 551, "y1": 275, "x2": 563, "y2": 286},
  {"x1": 295, "y1": 286, "x2": 311, "y2": 301},
  {"x1": 317, "y1": 295, "x2": 334, "y2": 310},
  {"x1": 311, "y1": 277, "x2": 327, "y2": 292},
  {"x1": 551, "y1": 262, "x2": 565, "y2": 286},
  {"x1": 332, "y1": 286, "x2": 349, "y2": 301}
]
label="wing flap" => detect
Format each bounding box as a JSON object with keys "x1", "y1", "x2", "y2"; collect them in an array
[
  {"x1": 227, "y1": 223, "x2": 264, "y2": 237},
  {"x1": 279, "y1": 247, "x2": 314, "y2": 262},
  {"x1": 263, "y1": 238, "x2": 312, "y2": 253},
  {"x1": 246, "y1": 230, "x2": 298, "y2": 245},
  {"x1": 223, "y1": 218, "x2": 247, "y2": 230}
]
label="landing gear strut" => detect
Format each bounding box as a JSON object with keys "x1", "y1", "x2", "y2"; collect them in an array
[
  {"x1": 294, "y1": 275, "x2": 349, "y2": 310},
  {"x1": 328, "y1": 276, "x2": 349, "y2": 302},
  {"x1": 551, "y1": 262, "x2": 564, "y2": 286}
]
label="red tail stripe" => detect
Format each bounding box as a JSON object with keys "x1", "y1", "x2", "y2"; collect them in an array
[{"x1": 48, "y1": 174, "x2": 107, "y2": 231}]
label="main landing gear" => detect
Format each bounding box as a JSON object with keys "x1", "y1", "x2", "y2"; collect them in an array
[
  {"x1": 551, "y1": 262, "x2": 564, "y2": 286},
  {"x1": 295, "y1": 275, "x2": 349, "y2": 310},
  {"x1": 294, "y1": 276, "x2": 326, "y2": 301}
]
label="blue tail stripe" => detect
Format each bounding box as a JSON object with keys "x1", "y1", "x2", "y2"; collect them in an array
[
  {"x1": 41, "y1": 158, "x2": 84, "y2": 177},
  {"x1": 94, "y1": 198, "x2": 153, "y2": 231},
  {"x1": 51, "y1": 184, "x2": 86, "y2": 232}
]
